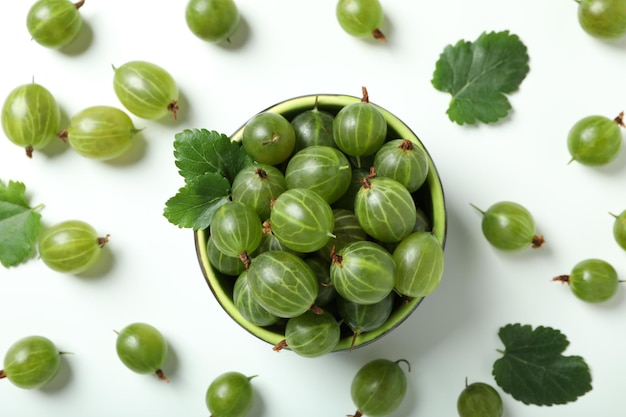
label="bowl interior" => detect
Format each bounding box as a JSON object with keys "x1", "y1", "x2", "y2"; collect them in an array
[{"x1": 195, "y1": 93, "x2": 447, "y2": 351}]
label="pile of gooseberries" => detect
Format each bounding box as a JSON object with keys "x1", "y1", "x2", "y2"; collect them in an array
[{"x1": 205, "y1": 89, "x2": 445, "y2": 356}]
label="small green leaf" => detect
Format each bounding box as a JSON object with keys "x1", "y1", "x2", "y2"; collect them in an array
[
  {"x1": 173, "y1": 129, "x2": 253, "y2": 184},
  {"x1": 163, "y1": 172, "x2": 230, "y2": 230},
  {"x1": 0, "y1": 180, "x2": 29, "y2": 207},
  {"x1": 432, "y1": 30, "x2": 530, "y2": 125},
  {"x1": 0, "y1": 180, "x2": 42, "y2": 267},
  {"x1": 493, "y1": 323, "x2": 592, "y2": 406}
]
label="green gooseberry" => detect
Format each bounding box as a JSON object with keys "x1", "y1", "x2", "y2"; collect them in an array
[{"x1": 206, "y1": 371, "x2": 256, "y2": 417}]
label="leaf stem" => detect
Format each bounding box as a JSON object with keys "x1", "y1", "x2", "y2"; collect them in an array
[{"x1": 32, "y1": 203, "x2": 45, "y2": 213}]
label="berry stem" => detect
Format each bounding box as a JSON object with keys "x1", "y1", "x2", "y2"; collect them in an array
[
  {"x1": 272, "y1": 339, "x2": 287, "y2": 352},
  {"x1": 399, "y1": 139, "x2": 414, "y2": 151},
  {"x1": 239, "y1": 252, "x2": 252, "y2": 271},
  {"x1": 256, "y1": 168, "x2": 269, "y2": 180},
  {"x1": 0, "y1": 369, "x2": 6, "y2": 379},
  {"x1": 350, "y1": 410, "x2": 364, "y2": 417},
  {"x1": 395, "y1": 358, "x2": 411, "y2": 373},
  {"x1": 313, "y1": 95, "x2": 320, "y2": 110},
  {"x1": 349, "y1": 330, "x2": 361, "y2": 351},
  {"x1": 553, "y1": 274, "x2": 571, "y2": 284},
  {"x1": 330, "y1": 246, "x2": 343, "y2": 266},
  {"x1": 262, "y1": 133, "x2": 281, "y2": 146},
  {"x1": 74, "y1": 0, "x2": 85, "y2": 9},
  {"x1": 310, "y1": 304, "x2": 324, "y2": 315},
  {"x1": 469, "y1": 203, "x2": 485, "y2": 215},
  {"x1": 58, "y1": 129, "x2": 68, "y2": 143},
  {"x1": 155, "y1": 369, "x2": 170, "y2": 383},
  {"x1": 361, "y1": 86, "x2": 370, "y2": 103},
  {"x1": 614, "y1": 111, "x2": 624, "y2": 127},
  {"x1": 168, "y1": 101, "x2": 179, "y2": 120},
  {"x1": 372, "y1": 28, "x2": 387, "y2": 42},
  {"x1": 98, "y1": 234, "x2": 110, "y2": 248},
  {"x1": 531, "y1": 235, "x2": 545, "y2": 249},
  {"x1": 25, "y1": 145, "x2": 34, "y2": 158}
]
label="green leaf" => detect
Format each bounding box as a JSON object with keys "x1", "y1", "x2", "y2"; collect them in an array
[
  {"x1": 0, "y1": 180, "x2": 42, "y2": 267},
  {"x1": 493, "y1": 323, "x2": 592, "y2": 406},
  {"x1": 163, "y1": 172, "x2": 231, "y2": 230},
  {"x1": 432, "y1": 30, "x2": 530, "y2": 125},
  {"x1": 173, "y1": 129, "x2": 253, "y2": 184}
]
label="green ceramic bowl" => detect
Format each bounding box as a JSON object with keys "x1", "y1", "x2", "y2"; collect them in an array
[{"x1": 195, "y1": 93, "x2": 447, "y2": 351}]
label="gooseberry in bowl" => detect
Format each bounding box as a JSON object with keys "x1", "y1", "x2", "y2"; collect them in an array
[{"x1": 194, "y1": 91, "x2": 447, "y2": 353}]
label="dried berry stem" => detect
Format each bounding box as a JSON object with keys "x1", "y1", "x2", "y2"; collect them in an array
[
  {"x1": 239, "y1": 252, "x2": 252, "y2": 271},
  {"x1": 168, "y1": 101, "x2": 179, "y2": 120},
  {"x1": 98, "y1": 234, "x2": 110, "y2": 248},
  {"x1": 330, "y1": 245, "x2": 343, "y2": 266},
  {"x1": 361, "y1": 86, "x2": 370, "y2": 103},
  {"x1": 273, "y1": 339, "x2": 287, "y2": 352},
  {"x1": 256, "y1": 168, "x2": 269, "y2": 180},
  {"x1": 310, "y1": 304, "x2": 324, "y2": 315},
  {"x1": 58, "y1": 129, "x2": 68, "y2": 143},
  {"x1": 553, "y1": 275, "x2": 570, "y2": 283},
  {"x1": 74, "y1": 0, "x2": 85, "y2": 9},
  {"x1": 614, "y1": 111, "x2": 625, "y2": 127},
  {"x1": 0, "y1": 369, "x2": 6, "y2": 379},
  {"x1": 372, "y1": 28, "x2": 386, "y2": 42},
  {"x1": 531, "y1": 235, "x2": 545, "y2": 249},
  {"x1": 399, "y1": 139, "x2": 414, "y2": 151},
  {"x1": 155, "y1": 369, "x2": 170, "y2": 383},
  {"x1": 25, "y1": 145, "x2": 34, "y2": 159},
  {"x1": 360, "y1": 167, "x2": 377, "y2": 189}
]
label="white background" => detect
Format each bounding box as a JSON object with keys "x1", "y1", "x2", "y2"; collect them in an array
[{"x1": 1, "y1": 0, "x2": 626, "y2": 416}]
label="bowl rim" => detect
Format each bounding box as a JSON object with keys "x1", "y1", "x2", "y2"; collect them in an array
[{"x1": 194, "y1": 92, "x2": 448, "y2": 351}]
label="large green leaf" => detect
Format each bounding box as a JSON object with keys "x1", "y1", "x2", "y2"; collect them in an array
[
  {"x1": 493, "y1": 323, "x2": 592, "y2": 406},
  {"x1": 432, "y1": 30, "x2": 530, "y2": 125}
]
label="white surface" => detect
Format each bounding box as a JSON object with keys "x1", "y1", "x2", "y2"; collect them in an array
[{"x1": 1, "y1": 1, "x2": 626, "y2": 416}]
